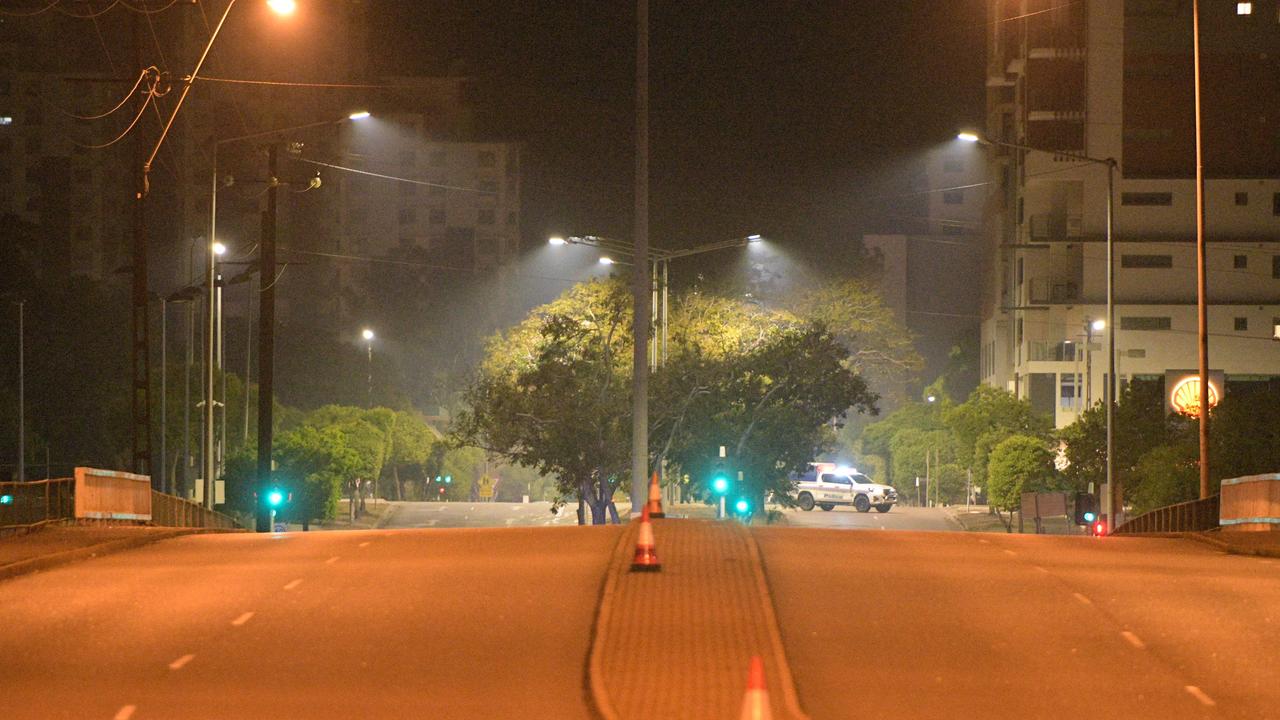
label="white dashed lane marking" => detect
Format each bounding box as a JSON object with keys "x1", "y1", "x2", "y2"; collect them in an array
[
  {"x1": 1120, "y1": 631, "x2": 1146, "y2": 649},
  {"x1": 168, "y1": 654, "x2": 195, "y2": 671},
  {"x1": 114, "y1": 705, "x2": 137, "y2": 720},
  {"x1": 325, "y1": 556, "x2": 341, "y2": 565},
  {"x1": 1002, "y1": 549, "x2": 1018, "y2": 557},
  {"x1": 358, "y1": 541, "x2": 371, "y2": 548},
  {"x1": 1073, "y1": 592, "x2": 1092, "y2": 606},
  {"x1": 283, "y1": 579, "x2": 303, "y2": 591},
  {"x1": 1185, "y1": 686, "x2": 1216, "y2": 706},
  {"x1": 977, "y1": 539, "x2": 990, "y2": 544},
  {"x1": 231, "y1": 612, "x2": 254, "y2": 627},
  {"x1": 1033, "y1": 565, "x2": 1049, "y2": 574}
]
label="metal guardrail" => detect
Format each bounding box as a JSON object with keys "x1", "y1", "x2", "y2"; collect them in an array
[
  {"x1": 150, "y1": 491, "x2": 241, "y2": 530},
  {"x1": 1114, "y1": 494, "x2": 1220, "y2": 535},
  {"x1": 0, "y1": 478, "x2": 76, "y2": 529}
]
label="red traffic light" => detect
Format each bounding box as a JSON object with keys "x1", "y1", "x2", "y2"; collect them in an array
[{"x1": 1092, "y1": 519, "x2": 1107, "y2": 536}]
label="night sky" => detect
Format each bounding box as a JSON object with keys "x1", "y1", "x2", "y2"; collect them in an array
[{"x1": 370, "y1": 1, "x2": 987, "y2": 268}]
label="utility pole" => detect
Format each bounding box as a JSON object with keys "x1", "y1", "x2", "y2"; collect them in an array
[
  {"x1": 131, "y1": 14, "x2": 152, "y2": 481},
  {"x1": 159, "y1": 296, "x2": 167, "y2": 494},
  {"x1": 256, "y1": 144, "x2": 279, "y2": 532},
  {"x1": 630, "y1": 0, "x2": 651, "y2": 517},
  {"x1": 15, "y1": 300, "x2": 24, "y2": 483}
]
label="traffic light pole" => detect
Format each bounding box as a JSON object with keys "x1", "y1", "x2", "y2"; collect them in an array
[{"x1": 255, "y1": 145, "x2": 279, "y2": 532}]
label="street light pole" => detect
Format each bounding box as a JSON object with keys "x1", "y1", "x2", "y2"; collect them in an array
[
  {"x1": 631, "y1": 0, "x2": 652, "y2": 517},
  {"x1": 362, "y1": 329, "x2": 375, "y2": 408},
  {"x1": 15, "y1": 300, "x2": 23, "y2": 483},
  {"x1": 1192, "y1": 0, "x2": 1211, "y2": 499},
  {"x1": 959, "y1": 132, "x2": 1119, "y2": 525}
]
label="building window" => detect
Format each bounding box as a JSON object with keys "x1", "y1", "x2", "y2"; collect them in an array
[
  {"x1": 1234, "y1": 317, "x2": 1248, "y2": 332},
  {"x1": 1273, "y1": 193, "x2": 1280, "y2": 216},
  {"x1": 1273, "y1": 255, "x2": 1280, "y2": 279},
  {"x1": 0, "y1": 116, "x2": 12, "y2": 126},
  {"x1": 1121, "y1": 254, "x2": 1173, "y2": 268},
  {"x1": 1235, "y1": 192, "x2": 1249, "y2": 206},
  {"x1": 399, "y1": 151, "x2": 416, "y2": 167},
  {"x1": 1234, "y1": 254, "x2": 1248, "y2": 269},
  {"x1": 1120, "y1": 316, "x2": 1172, "y2": 331},
  {"x1": 429, "y1": 150, "x2": 447, "y2": 166},
  {"x1": 477, "y1": 179, "x2": 498, "y2": 193},
  {"x1": 1121, "y1": 192, "x2": 1173, "y2": 206},
  {"x1": 429, "y1": 208, "x2": 446, "y2": 225},
  {"x1": 941, "y1": 223, "x2": 964, "y2": 236},
  {"x1": 398, "y1": 208, "x2": 416, "y2": 226},
  {"x1": 506, "y1": 211, "x2": 517, "y2": 226},
  {"x1": 428, "y1": 183, "x2": 445, "y2": 197},
  {"x1": 942, "y1": 189, "x2": 964, "y2": 204},
  {"x1": 1237, "y1": 2, "x2": 1252, "y2": 14},
  {"x1": 399, "y1": 182, "x2": 417, "y2": 197},
  {"x1": 1016, "y1": 318, "x2": 1023, "y2": 344},
  {"x1": 477, "y1": 208, "x2": 495, "y2": 225},
  {"x1": 478, "y1": 150, "x2": 497, "y2": 167},
  {"x1": 1060, "y1": 373, "x2": 1078, "y2": 410}
]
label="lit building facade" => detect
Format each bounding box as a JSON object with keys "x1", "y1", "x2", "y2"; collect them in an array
[{"x1": 976, "y1": 0, "x2": 1280, "y2": 427}]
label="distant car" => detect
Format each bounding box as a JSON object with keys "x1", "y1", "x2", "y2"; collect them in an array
[{"x1": 791, "y1": 466, "x2": 898, "y2": 513}]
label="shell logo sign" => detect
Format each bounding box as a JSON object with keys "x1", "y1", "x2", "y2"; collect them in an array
[{"x1": 1169, "y1": 376, "x2": 1220, "y2": 417}]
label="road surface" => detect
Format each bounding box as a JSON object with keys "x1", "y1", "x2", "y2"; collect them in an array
[
  {"x1": 774, "y1": 504, "x2": 957, "y2": 532},
  {"x1": 0, "y1": 526, "x2": 620, "y2": 719},
  {"x1": 379, "y1": 501, "x2": 581, "y2": 529},
  {"x1": 756, "y1": 528, "x2": 1280, "y2": 719}
]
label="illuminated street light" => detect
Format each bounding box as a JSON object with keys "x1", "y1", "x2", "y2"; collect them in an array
[
  {"x1": 548, "y1": 236, "x2": 568, "y2": 246},
  {"x1": 212, "y1": 241, "x2": 227, "y2": 256},
  {"x1": 348, "y1": 110, "x2": 371, "y2": 121},
  {"x1": 267, "y1": 0, "x2": 297, "y2": 15},
  {"x1": 1091, "y1": 319, "x2": 1106, "y2": 332},
  {"x1": 599, "y1": 256, "x2": 616, "y2": 266},
  {"x1": 362, "y1": 328, "x2": 375, "y2": 408},
  {"x1": 362, "y1": 328, "x2": 375, "y2": 341},
  {"x1": 956, "y1": 132, "x2": 980, "y2": 143}
]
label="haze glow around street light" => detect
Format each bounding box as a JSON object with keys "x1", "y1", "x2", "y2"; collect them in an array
[
  {"x1": 362, "y1": 328, "x2": 375, "y2": 341},
  {"x1": 212, "y1": 242, "x2": 227, "y2": 256},
  {"x1": 1092, "y1": 319, "x2": 1106, "y2": 331},
  {"x1": 266, "y1": 0, "x2": 297, "y2": 16}
]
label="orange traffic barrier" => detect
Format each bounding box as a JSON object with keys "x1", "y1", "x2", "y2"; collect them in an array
[
  {"x1": 630, "y1": 504, "x2": 661, "y2": 572},
  {"x1": 739, "y1": 655, "x2": 772, "y2": 720},
  {"x1": 646, "y1": 471, "x2": 665, "y2": 518}
]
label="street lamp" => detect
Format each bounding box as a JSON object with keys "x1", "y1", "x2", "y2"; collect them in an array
[
  {"x1": 205, "y1": 112, "x2": 370, "y2": 512},
  {"x1": 959, "y1": 131, "x2": 1120, "y2": 525},
  {"x1": 361, "y1": 328, "x2": 374, "y2": 408}
]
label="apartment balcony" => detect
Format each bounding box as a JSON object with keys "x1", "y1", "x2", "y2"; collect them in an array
[
  {"x1": 1029, "y1": 212, "x2": 1083, "y2": 241},
  {"x1": 1027, "y1": 277, "x2": 1081, "y2": 305}
]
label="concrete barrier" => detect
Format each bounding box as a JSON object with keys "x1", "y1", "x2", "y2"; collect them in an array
[
  {"x1": 1220, "y1": 473, "x2": 1280, "y2": 532},
  {"x1": 74, "y1": 467, "x2": 152, "y2": 521}
]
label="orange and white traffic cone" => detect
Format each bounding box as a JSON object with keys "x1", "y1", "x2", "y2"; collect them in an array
[
  {"x1": 630, "y1": 504, "x2": 661, "y2": 572},
  {"x1": 739, "y1": 655, "x2": 772, "y2": 720},
  {"x1": 646, "y1": 471, "x2": 665, "y2": 518}
]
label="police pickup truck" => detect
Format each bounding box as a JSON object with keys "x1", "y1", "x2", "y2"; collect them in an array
[{"x1": 791, "y1": 464, "x2": 898, "y2": 513}]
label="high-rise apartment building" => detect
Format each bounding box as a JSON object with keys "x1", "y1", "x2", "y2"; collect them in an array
[{"x1": 976, "y1": 0, "x2": 1280, "y2": 427}]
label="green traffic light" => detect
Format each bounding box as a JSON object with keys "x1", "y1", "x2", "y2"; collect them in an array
[
  {"x1": 1083, "y1": 511, "x2": 1096, "y2": 523},
  {"x1": 0, "y1": 494, "x2": 13, "y2": 505},
  {"x1": 712, "y1": 476, "x2": 729, "y2": 495},
  {"x1": 734, "y1": 498, "x2": 750, "y2": 514},
  {"x1": 267, "y1": 490, "x2": 284, "y2": 507}
]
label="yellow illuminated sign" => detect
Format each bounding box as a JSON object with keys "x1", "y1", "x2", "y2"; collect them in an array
[{"x1": 1170, "y1": 376, "x2": 1220, "y2": 416}]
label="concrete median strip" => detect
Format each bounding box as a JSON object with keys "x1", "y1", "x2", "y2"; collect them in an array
[
  {"x1": 587, "y1": 519, "x2": 810, "y2": 719},
  {"x1": 0, "y1": 528, "x2": 232, "y2": 583}
]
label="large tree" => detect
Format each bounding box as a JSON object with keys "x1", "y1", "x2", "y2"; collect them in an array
[{"x1": 986, "y1": 434, "x2": 1057, "y2": 530}]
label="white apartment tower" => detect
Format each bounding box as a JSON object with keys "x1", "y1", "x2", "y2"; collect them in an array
[{"x1": 977, "y1": 0, "x2": 1280, "y2": 427}]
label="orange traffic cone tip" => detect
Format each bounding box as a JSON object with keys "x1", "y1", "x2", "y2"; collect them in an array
[
  {"x1": 630, "y1": 503, "x2": 661, "y2": 572},
  {"x1": 647, "y1": 471, "x2": 665, "y2": 518},
  {"x1": 739, "y1": 655, "x2": 772, "y2": 720}
]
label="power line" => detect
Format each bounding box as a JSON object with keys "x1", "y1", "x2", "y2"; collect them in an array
[
  {"x1": 290, "y1": 156, "x2": 498, "y2": 195},
  {"x1": 43, "y1": 66, "x2": 158, "y2": 120},
  {"x1": 279, "y1": 247, "x2": 585, "y2": 286},
  {"x1": 192, "y1": 76, "x2": 437, "y2": 89}
]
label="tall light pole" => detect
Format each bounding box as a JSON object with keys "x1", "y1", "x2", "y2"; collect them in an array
[
  {"x1": 632, "y1": 0, "x2": 652, "y2": 517},
  {"x1": 958, "y1": 132, "x2": 1119, "y2": 525},
  {"x1": 203, "y1": 241, "x2": 226, "y2": 508},
  {"x1": 1192, "y1": 0, "x2": 1211, "y2": 499},
  {"x1": 362, "y1": 328, "x2": 375, "y2": 408}
]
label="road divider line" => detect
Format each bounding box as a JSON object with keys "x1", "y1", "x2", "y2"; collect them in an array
[
  {"x1": 325, "y1": 555, "x2": 341, "y2": 564},
  {"x1": 1073, "y1": 592, "x2": 1092, "y2": 606},
  {"x1": 168, "y1": 654, "x2": 195, "y2": 670},
  {"x1": 977, "y1": 539, "x2": 990, "y2": 544},
  {"x1": 231, "y1": 612, "x2": 254, "y2": 627},
  {"x1": 1033, "y1": 565, "x2": 1049, "y2": 574},
  {"x1": 1120, "y1": 631, "x2": 1146, "y2": 649},
  {"x1": 1002, "y1": 549, "x2": 1018, "y2": 556},
  {"x1": 114, "y1": 705, "x2": 137, "y2": 720},
  {"x1": 283, "y1": 579, "x2": 303, "y2": 591},
  {"x1": 1184, "y1": 686, "x2": 1216, "y2": 706},
  {"x1": 358, "y1": 541, "x2": 371, "y2": 548}
]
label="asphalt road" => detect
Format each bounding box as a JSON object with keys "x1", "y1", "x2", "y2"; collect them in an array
[
  {"x1": 756, "y1": 528, "x2": 1280, "y2": 720},
  {"x1": 379, "y1": 501, "x2": 582, "y2": 529},
  {"x1": 0, "y1": 526, "x2": 620, "y2": 719},
  {"x1": 774, "y1": 504, "x2": 958, "y2": 532}
]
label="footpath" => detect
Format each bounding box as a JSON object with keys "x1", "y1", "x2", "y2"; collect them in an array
[
  {"x1": 0, "y1": 524, "x2": 227, "y2": 582},
  {"x1": 589, "y1": 518, "x2": 809, "y2": 720}
]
